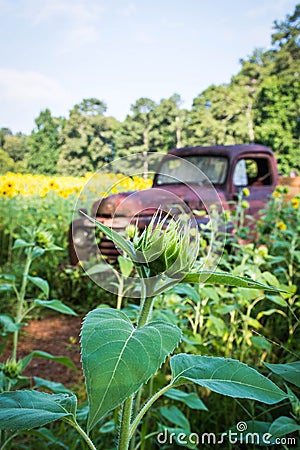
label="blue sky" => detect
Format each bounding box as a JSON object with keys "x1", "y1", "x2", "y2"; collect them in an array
[{"x1": 0, "y1": 0, "x2": 298, "y2": 134}]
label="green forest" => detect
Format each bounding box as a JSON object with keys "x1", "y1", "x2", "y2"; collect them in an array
[{"x1": 1, "y1": 4, "x2": 299, "y2": 176}]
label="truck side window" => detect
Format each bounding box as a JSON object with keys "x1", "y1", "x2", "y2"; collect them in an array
[{"x1": 234, "y1": 158, "x2": 272, "y2": 187}]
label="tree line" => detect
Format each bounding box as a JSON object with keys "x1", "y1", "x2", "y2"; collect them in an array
[{"x1": 1, "y1": 5, "x2": 299, "y2": 176}]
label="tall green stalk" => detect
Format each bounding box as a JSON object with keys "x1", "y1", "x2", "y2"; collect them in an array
[
  {"x1": 66, "y1": 419, "x2": 97, "y2": 450},
  {"x1": 118, "y1": 396, "x2": 134, "y2": 450},
  {"x1": 12, "y1": 247, "x2": 32, "y2": 362},
  {"x1": 117, "y1": 275, "x2": 154, "y2": 450}
]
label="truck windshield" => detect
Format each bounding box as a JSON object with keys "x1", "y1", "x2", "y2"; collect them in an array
[{"x1": 155, "y1": 155, "x2": 228, "y2": 185}]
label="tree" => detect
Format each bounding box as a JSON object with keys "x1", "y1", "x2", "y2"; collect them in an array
[
  {"x1": 254, "y1": 74, "x2": 300, "y2": 174},
  {"x1": 3, "y1": 134, "x2": 28, "y2": 172},
  {"x1": 231, "y1": 49, "x2": 272, "y2": 143},
  {"x1": 0, "y1": 128, "x2": 28, "y2": 173},
  {"x1": 150, "y1": 94, "x2": 188, "y2": 150},
  {"x1": 114, "y1": 98, "x2": 157, "y2": 178},
  {"x1": 271, "y1": 4, "x2": 300, "y2": 67},
  {"x1": 27, "y1": 109, "x2": 64, "y2": 174},
  {"x1": 114, "y1": 95, "x2": 188, "y2": 177},
  {"x1": 57, "y1": 99, "x2": 117, "y2": 176},
  {"x1": 72, "y1": 98, "x2": 107, "y2": 117},
  {"x1": 0, "y1": 127, "x2": 12, "y2": 148},
  {"x1": 187, "y1": 83, "x2": 253, "y2": 146},
  {"x1": 254, "y1": 4, "x2": 300, "y2": 174},
  {"x1": 0, "y1": 149, "x2": 14, "y2": 174}
]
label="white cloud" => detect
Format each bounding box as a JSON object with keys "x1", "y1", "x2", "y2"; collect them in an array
[
  {"x1": 0, "y1": 69, "x2": 74, "y2": 132},
  {"x1": 0, "y1": 69, "x2": 71, "y2": 103},
  {"x1": 17, "y1": 0, "x2": 106, "y2": 52}
]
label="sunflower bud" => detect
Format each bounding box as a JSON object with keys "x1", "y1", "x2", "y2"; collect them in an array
[
  {"x1": 242, "y1": 187, "x2": 250, "y2": 197},
  {"x1": 34, "y1": 229, "x2": 54, "y2": 249},
  {"x1": 241, "y1": 200, "x2": 250, "y2": 209},
  {"x1": 2, "y1": 358, "x2": 23, "y2": 379},
  {"x1": 291, "y1": 197, "x2": 300, "y2": 209},
  {"x1": 133, "y1": 212, "x2": 197, "y2": 277},
  {"x1": 125, "y1": 223, "x2": 138, "y2": 240},
  {"x1": 276, "y1": 221, "x2": 287, "y2": 231}
]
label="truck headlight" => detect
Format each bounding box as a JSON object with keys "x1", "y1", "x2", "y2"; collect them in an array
[
  {"x1": 99, "y1": 217, "x2": 131, "y2": 229},
  {"x1": 73, "y1": 228, "x2": 91, "y2": 248}
]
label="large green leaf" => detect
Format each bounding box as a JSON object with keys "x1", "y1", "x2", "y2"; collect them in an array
[
  {"x1": 33, "y1": 377, "x2": 73, "y2": 394},
  {"x1": 26, "y1": 427, "x2": 68, "y2": 448},
  {"x1": 0, "y1": 390, "x2": 77, "y2": 430},
  {"x1": 170, "y1": 354, "x2": 288, "y2": 404},
  {"x1": 264, "y1": 361, "x2": 300, "y2": 388},
  {"x1": 20, "y1": 350, "x2": 77, "y2": 371},
  {"x1": 118, "y1": 255, "x2": 134, "y2": 277},
  {"x1": 34, "y1": 299, "x2": 77, "y2": 316},
  {"x1": 159, "y1": 405, "x2": 190, "y2": 430},
  {"x1": 12, "y1": 238, "x2": 32, "y2": 249},
  {"x1": 27, "y1": 276, "x2": 49, "y2": 298},
  {"x1": 0, "y1": 314, "x2": 22, "y2": 333},
  {"x1": 81, "y1": 308, "x2": 182, "y2": 431},
  {"x1": 0, "y1": 275, "x2": 15, "y2": 292},
  {"x1": 164, "y1": 388, "x2": 208, "y2": 410},
  {"x1": 171, "y1": 284, "x2": 200, "y2": 303},
  {"x1": 0, "y1": 284, "x2": 13, "y2": 292},
  {"x1": 183, "y1": 271, "x2": 285, "y2": 292},
  {"x1": 269, "y1": 416, "x2": 300, "y2": 437}
]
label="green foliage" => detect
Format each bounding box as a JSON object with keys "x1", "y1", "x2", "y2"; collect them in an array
[
  {"x1": 27, "y1": 109, "x2": 64, "y2": 175},
  {"x1": 0, "y1": 229, "x2": 77, "y2": 393},
  {"x1": 57, "y1": 99, "x2": 117, "y2": 176},
  {"x1": 0, "y1": 390, "x2": 77, "y2": 430},
  {"x1": 188, "y1": 83, "x2": 253, "y2": 146},
  {"x1": 257, "y1": 188, "x2": 300, "y2": 288},
  {"x1": 170, "y1": 354, "x2": 287, "y2": 404},
  {"x1": 255, "y1": 75, "x2": 300, "y2": 174},
  {"x1": 0, "y1": 7, "x2": 299, "y2": 448},
  {"x1": 265, "y1": 361, "x2": 300, "y2": 388},
  {"x1": 164, "y1": 388, "x2": 208, "y2": 410},
  {"x1": 33, "y1": 299, "x2": 78, "y2": 316},
  {"x1": 0, "y1": 148, "x2": 15, "y2": 174},
  {"x1": 0, "y1": 210, "x2": 291, "y2": 450},
  {"x1": 20, "y1": 351, "x2": 77, "y2": 372},
  {"x1": 182, "y1": 270, "x2": 284, "y2": 290},
  {"x1": 81, "y1": 308, "x2": 181, "y2": 430}
]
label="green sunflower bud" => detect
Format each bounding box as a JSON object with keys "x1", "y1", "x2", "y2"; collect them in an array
[
  {"x1": 2, "y1": 358, "x2": 23, "y2": 379},
  {"x1": 125, "y1": 223, "x2": 138, "y2": 240},
  {"x1": 241, "y1": 200, "x2": 250, "y2": 209},
  {"x1": 133, "y1": 211, "x2": 197, "y2": 277},
  {"x1": 34, "y1": 229, "x2": 54, "y2": 249}
]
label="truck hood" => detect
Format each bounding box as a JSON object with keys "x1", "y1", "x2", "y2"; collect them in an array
[{"x1": 92, "y1": 184, "x2": 226, "y2": 218}]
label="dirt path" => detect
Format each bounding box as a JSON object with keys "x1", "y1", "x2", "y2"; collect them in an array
[{"x1": 1, "y1": 313, "x2": 85, "y2": 390}]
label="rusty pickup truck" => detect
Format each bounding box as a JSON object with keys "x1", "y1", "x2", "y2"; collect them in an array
[{"x1": 69, "y1": 144, "x2": 279, "y2": 264}]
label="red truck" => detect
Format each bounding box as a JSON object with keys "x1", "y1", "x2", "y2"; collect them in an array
[{"x1": 69, "y1": 144, "x2": 279, "y2": 265}]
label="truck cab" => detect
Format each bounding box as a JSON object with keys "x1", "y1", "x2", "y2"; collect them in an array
[{"x1": 69, "y1": 144, "x2": 278, "y2": 264}]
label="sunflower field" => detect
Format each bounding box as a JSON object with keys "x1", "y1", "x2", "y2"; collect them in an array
[
  {"x1": 0, "y1": 171, "x2": 300, "y2": 449},
  {"x1": 0, "y1": 172, "x2": 152, "y2": 308}
]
